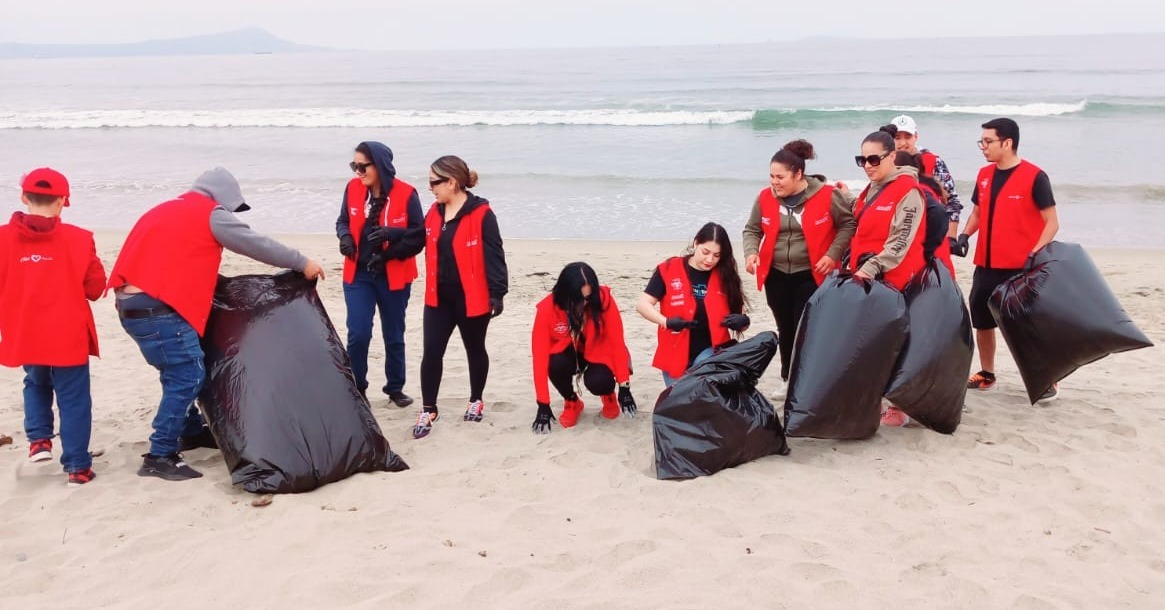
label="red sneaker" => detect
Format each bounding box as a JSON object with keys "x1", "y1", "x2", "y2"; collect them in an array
[
  {"x1": 28, "y1": 438, "x2": 53, "y2": 463},
  {"x1": 600, "y1": 393, "x2": 620, "y2": 419},
  {"x1": 560, "y1": 398, "x2": 584, "y2": 428},
  {"x1": 67, "y1": 468, "x2": 96, "y2": 487}
]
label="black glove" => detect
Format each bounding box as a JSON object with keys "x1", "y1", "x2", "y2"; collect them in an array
[
  {"x1": 365, "y1": 252, "x2": 388, "y2": 272},
  {"x1": 489, "y1": 297, "x2": 504, "y2": 318},
  {"x1": 665, "y1": 316, "x2": 696, "y2": 331},
  {"x1": 1024, "y1": 252, "x2": 1038, "y2": 272},
  {"x1": 339, "y1": 234, "x2": 356, "y2": 259},
  {"x1": 532, "y1": 402, "x2": 555, "y2": 434},
  {"x1": 618, "y1": 384, "x2": 637, "y2": 418},
  {"x1": 951, "y1": 234, "x2": 970, "y2": 258},
  {"x1": 721, "y1": 313, "x2": 750, "y2": 332},
  {"x1": 364, "y1": 226, "x2": 389, "y2": 250}
]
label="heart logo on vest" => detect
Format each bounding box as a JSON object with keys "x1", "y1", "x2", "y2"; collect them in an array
[{"x1": 31, "y1": 255, "x2": 41, "y2": 262}]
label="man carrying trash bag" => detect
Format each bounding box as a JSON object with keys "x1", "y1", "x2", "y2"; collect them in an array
[{"x1": 952, "y1": 118, "x2": 1061, "y2": 401}]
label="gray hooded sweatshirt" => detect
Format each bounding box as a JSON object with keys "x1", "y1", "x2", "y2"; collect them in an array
[{"x1": 193, "y1": 167, "x2": 308, "y2": 272}]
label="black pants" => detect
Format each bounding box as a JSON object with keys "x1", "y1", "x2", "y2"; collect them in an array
[
  {"x1": 548, "y1": 346, "x2": 616, "y2": 400},
  {"x1": 763, "y1": 269, "x2": 818, "y2": 381},
  {"x1": 420, "y1": 286, "x2": 491, "y2": 407}
]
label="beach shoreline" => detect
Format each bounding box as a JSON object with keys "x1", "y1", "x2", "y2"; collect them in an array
[{"x1": 2, "y1": 234, "x2": 1163, "y2": 608}]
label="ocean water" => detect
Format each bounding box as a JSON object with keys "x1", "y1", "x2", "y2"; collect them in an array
[{"x1": 1, "y1": 33, "x2": 1163, "y2": 246}]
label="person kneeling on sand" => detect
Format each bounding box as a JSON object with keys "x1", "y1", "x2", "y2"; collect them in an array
[
  {"x1": 530, "y1": 262, "x2": 638, "y2": 433},
  {"x1": 1, "y1": 168, "x2": 106, "y2": 486},
  {"x1": 107, "y1": 167, "x2": 325, "y2": 481}
]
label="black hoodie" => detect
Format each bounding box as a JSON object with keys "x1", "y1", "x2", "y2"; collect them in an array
[{"x1": 335, "y1": 141, "x2": 425, "y2": 272}]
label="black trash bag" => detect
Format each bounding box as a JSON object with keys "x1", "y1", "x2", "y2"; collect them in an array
[
  {"x1": 989, "y1": 241, "x2": 1153, "y2": 404},
  {"x1": 653, "y1": 332, "x2": 788, "y2": 480},
  {"x1": 198, "y1": 272, "x2": 408, "y2": 493},
  {"x1": 884, "y1": 260, "x2": 973, "y2": 434},
  {"x1": 784, "y1": 274, "x2": 907, "y2": 440}
]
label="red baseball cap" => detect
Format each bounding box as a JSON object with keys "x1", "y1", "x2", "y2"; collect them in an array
[{"x1": 21, "y1": 167, "x2": 71, "y2": 206}]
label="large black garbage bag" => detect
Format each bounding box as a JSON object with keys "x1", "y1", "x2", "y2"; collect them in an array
[
  {"x1": 653, "y1": 332, "x2": 788, "y2": 480},
  {"x1": 989, "y1": 241, "x2": 1153, "y2": 404},
  {"x1": 784, "y1": 274, "x2": 907, "y2": 440},
  {"x1": 884, "y1": 261, "x2": 973, "y2": 433},
  {"x1": 198, "y1": 272, "x2": 408, "y2": 493}
]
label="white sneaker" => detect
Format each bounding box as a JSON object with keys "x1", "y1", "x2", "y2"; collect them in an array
[{"x1": 770, "y1": 382, "x2": 787, "y2": 400}]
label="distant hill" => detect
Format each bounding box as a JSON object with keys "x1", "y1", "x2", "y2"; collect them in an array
[{"x1": 0, "y1": 27, "x2": 330, "y2": 59}]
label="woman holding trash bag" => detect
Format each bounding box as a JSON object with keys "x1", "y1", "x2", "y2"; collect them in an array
[
  {"x1": 414, "y1": 155, "x2": 508, "y2": 439},
  {"x1": 846, "y1": 130, "x2": 927, "y2": 291},
  {"x1": 336, "y1": 141, "x2": 425, "y2": 407},
  {"x1": 742, "y1": 139, "x2": 856, "y2": 397},
  {"x1": 530, "y1": 262, "x2": 638, "y2": 433},
  {"x1": 637, "y1": 222, "x2": 750, "y2": 387}
]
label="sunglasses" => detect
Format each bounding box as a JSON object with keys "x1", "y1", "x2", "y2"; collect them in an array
[
  {"x1": 350, "y1": 161, "x2": 373, "y2": 174},
  {"x1": 854, "y1": 151, "x2": 892, "y2": 168},
  {"x1": 429, "y1": 176, "x2": 449, "y2": 188}
]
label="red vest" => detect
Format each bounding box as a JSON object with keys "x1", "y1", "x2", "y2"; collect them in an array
[
  {"x1": 973, "y1": 160, "x2": 1045, "y2": 269},
  {"x1": 755, "y1": 184, "x2": 838, "y2": 288},
  {"x1": 920, "y1": 151, "x2": 938, "y2": 177},
  {"x1": 530, "y1": 285, "x2": 632, "y2": 404},
  {"x1": 0, "y1": 221, "x2": 101, "y2": 367},
  {"x1": 652, "y1": 256, "x2": 732, "y2": 378},
  {"x1": 919, "y1": 182, "x2": 956, "y2": 279},
  {"x1": 424, "y1": 203, "x2": 491, "y2": 317},
  {"x1": 107, "y1": 193, "x2": 223, "y2": 336},
  {"x1": 341, "y1": 177, "x2": 419, "y2": 289},
  {"x1": 849, "y1": 174, "x2": 927, "y2": 291}
]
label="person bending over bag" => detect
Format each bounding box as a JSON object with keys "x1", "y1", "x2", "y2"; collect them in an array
[
  {"x1": 637, "y1": 222, "x2": 750, "y2": 387},
  {"x1": 530, "y1": 262, "x2": 638, "y2": 433}
]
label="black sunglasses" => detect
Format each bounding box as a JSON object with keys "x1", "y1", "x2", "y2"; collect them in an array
[
  {"x1": 349, "y1": 161, "x2": 373, "y2": 174},
  {"x1": 854, "y1": 151, "x2": 892, "y2": 168},
  {"x1": 429, "y1": 176, "x2": 449, "y2": 187}
]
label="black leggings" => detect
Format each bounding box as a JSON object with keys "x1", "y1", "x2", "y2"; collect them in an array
[
  {"x1": 764, "y1": 269, "x2": 818, "y2": 381},
  {"x1": 548, "y1": 347, "x2": 616, "y2": 400},
  {"x1": 420, "y1": 288, "x2": 491, "y2": 407}
]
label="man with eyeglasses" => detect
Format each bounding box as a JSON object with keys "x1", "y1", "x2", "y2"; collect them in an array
[{"x1": 955, "y1": 117, "x2": 1060, "y2": 402}]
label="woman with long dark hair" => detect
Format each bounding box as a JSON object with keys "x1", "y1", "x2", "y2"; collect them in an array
[
  {"x1": 414, "y1": 155, "x2": 508, "y2": 439},
  {"x1": 530, "y1": 262, "x2": 638, "y2": 433},
  {"x1": 636, "y1": 222, "x2": 750, "y2": 386}
]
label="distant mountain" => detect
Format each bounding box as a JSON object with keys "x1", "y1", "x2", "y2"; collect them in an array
[{"x1": 0, "y1": 27, "x2": 330, "y2": 59}]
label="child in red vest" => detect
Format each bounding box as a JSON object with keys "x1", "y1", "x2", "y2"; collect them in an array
[{"x1": 0, "y1": 168, "x2": 106, "y2": 486}]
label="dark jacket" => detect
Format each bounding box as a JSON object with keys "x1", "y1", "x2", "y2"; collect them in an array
[
  {"x1": 335, "y1": 141, "x2": 424, "y2": 269},
  {"x1": 435, "y1": 193, "x2": 508, "y2": 300}
]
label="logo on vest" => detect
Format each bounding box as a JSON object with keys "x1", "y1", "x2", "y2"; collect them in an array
[
  {"x1": 20, "y1": 254, "x2": 53, "y2": 263},
  {"x1": 761, "y1": 216, "x2": 771, "y2": 226},
  {"x1": 669, "y1": 277, "x2": 683, "y2": 292},
  {"x1": 553, "y1": 321, "x2": 569, "y2": 337},
  {"x1": 349, "y1": 207, "x2": 359, "y2": 216},
  {"x1": 814, "y1": 216, "x2": 829, "y2": 226},
  {"x1": 875, "y1": 204, "x2": 893, "y2": 212},
  {"x1": 465, "y1": 238, "x2": 479, "y2": 247},
  {"x1": 1007, "y1": 194, "x2": 1025, "y2": 201},
  {"x1": 392, "y1": 214, "x2": 407, "y2": 225}
]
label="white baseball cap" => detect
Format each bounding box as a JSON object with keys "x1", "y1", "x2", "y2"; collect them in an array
[{"x1": 890, "y1": 115, "x2": 917, "y2": 135}]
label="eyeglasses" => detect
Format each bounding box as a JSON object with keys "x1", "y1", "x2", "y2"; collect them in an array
[
  {"x1": 350, "y1": 161, "x2": 373, "y2": 174},
  {"x1": 429, "y1": 176, "x2": 449, "y2": 188},
  {"x1": 976, "y1": 138, "x2": 1003, "y2": 149},
  {"x1": 854, "y1": 151, "x2": 892, "y2": 168}
]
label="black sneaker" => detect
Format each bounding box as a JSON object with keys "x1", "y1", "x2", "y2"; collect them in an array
[
  {"x1": 138, "y1": 453, "x2": 203, "y2": 481},
  {"x1": 387, "y1": 391, "x2": 414, "y2": 408},
  {"x1": 178, "y1": 427, "x2": 219, "y2": 451}
]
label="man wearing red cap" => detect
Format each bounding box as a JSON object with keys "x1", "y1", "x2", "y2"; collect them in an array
[{"x1": 0, "y1": 167, "x2": 106, "y2": 486}]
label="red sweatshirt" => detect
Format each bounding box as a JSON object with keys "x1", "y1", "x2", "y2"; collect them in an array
[{"x1": 531, "y1": 285, "x2": 631, "y2": 404}]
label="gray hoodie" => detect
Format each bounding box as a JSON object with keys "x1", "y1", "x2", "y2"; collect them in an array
[{"x1": 192, "y1": 167, "x2": 307, "y2": 272}]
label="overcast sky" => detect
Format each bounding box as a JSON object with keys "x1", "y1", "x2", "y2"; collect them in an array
[{"x1": 2, "y1": 0, "x2": 1161, "y2": 50}]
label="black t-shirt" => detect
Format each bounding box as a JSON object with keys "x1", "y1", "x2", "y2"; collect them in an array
[
  {"x1": 645, "y1": 263, "x2": 714, "y2": 362},
  {"x1": 971, "y1": 166, "x2": 1056, "y2": 209}
]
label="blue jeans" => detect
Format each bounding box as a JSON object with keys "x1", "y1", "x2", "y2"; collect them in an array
[
  {"x1": 344, "y1": 270, "x2": 411, "y2": 395},
  {"x1": 23, "y1": 364, "x2": 93, "y2": 472},
  {"x1": 662, "y1": 346, "x2": 715, "y2": 387},
  {"x1": 119, "y1": 312, "x2": 207, "y2": 457}
]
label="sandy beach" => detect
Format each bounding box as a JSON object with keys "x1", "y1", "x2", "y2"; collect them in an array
[{"x1": 1, "y1": 232, "x2": 1163, "y2": 609}]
